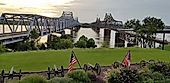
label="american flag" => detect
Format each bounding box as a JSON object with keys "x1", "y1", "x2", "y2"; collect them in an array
[
  {"x1": 68, "y1": 51, "x2": 77, "y2": 73},
  {"x1": 122, "y1": 50, "x2": 131, "y2": 67}
]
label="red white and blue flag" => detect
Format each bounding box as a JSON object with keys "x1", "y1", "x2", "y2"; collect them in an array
[
  {"x1": 122, "y1": 50, "x2": 131, "y2": 67},
  {"x1": 68, "y1": 51, "x2": 77, "y2": 73}
]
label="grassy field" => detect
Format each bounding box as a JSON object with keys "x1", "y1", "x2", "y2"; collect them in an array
[{"x1": 0, "y1": 48, "x2": 170, "y2": 72}]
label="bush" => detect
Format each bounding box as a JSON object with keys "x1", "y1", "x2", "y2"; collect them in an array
[
  {"x1": 66, "y1": 70, "x2": 91, "y2": 83},
  {"x1": 0, "y1": 44, "x2": 6, "y2": 53},
  {"x1": 106, "y1": 68, "x2": 139, "y2": 83},
  {"x1": 138, "y1": 66, "x2": 152, "y2": 82},
  {"x1": 75, "y1": 40, "x2": 87, "y2": 48},
  {"x1": 18, "y1": 74, "x2": 46, "y2": 83},
  {"x1": 60, "y1": 39, "x2": 73, "y2": 49},
  {"x1": 86, "y1": 71, "x2": 96, "y2": 81},
  {"x1": 101, "y1": 41, "x2": 109, "y2": 48},
  {"x1": 47, "y1": 35, "x2": 73, "y2": 50},
  {"x1": 75, "y1": 35, "x2": 96, "y2": 48},
  {"x1": 47, "y1": 77, "x2": 74, "y2": 83},
  {"x1": 107, "y1": 70, "x2": 121, "y2": 83},
  {"x1": 151, "y1": 72, "x2": 164, "y2": 81},
  {"x1": 87, "y1": 38, "x2": 96, "y2": 48}
]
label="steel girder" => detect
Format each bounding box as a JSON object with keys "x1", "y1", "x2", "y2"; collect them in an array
[{"x1": 0, "y1": 12, "x2": 80, "y2": 36}]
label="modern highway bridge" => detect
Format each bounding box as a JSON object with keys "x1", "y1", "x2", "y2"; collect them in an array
[{"x1": 0, "y1": 11, "x2": 80, "y2": 45}]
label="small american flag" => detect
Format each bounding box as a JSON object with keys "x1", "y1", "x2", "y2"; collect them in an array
[
  {"x1": 68, "y1": 51, "x2": 77, "y2": 73},
  {"x1": 122, "y1": 50, "x2": 131, "y2": 67}
]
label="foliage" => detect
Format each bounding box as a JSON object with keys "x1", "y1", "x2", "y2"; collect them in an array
[
  {"x1": 124, "y1": 17, "x2": 165, "y2": 36},
  {"x1": 60, "y1": 35, "x2": 73, "y2": 41},
  {"x1": 30, "y1": 28, "x2": 39, "y2": 39},
  {"x1": 124, "y1": 19, "x2": 142, "y2": 30},
  {"x1": 15, "y1": 40, "x2": 38, "y2": 51},
  {"x1": 79, "y1": 35, "x2": 88, "y2": 42},
  {"x1": 106, "y1": 60, "x2": 170, "y2": 83},
  {"x1": 74, "y1": 40, "x2": 87, "y2": 48},
  {"x1": 106, "y1": 68, "x2": 139, "y2": 83},
  {"x1": 47, "y1": 77, "x2": 74, "y2": 83},
  {"x1": 0, "y1": 43, "x2": 6, "y2": 53},
  {"x1": 87, "y1": 38, "x2": 97, "y2": 48},
  {"x1": 101, "y1": 41, "x2": 109, "y2": 48},
  {"x1": 86, "y1": 71, "x2": 97, "y2": 81},
  {"x1": 66, "y1": 70, "x2": 91, "y2": 83},
  {"x1": 124, "y1": 17, "x2": 165, "y2": 48},
  {"x1": 143, "y1": 17, "x2": 165, "y2": 35},
  {"x1": 47, "y1": 34, "x2": 73, "y2": 50},
  {"x1": 75, "y1": 35, "x2": 96, "y2": 48},
  {"x1": 151, "y1": 72, "x2": 164, "y2": 81},
  {"x1": 18, "y1": 74, "x2": 46, "y2": 83}
]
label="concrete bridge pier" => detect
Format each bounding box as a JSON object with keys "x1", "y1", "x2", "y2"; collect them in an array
[
  {"x1": 109, "y1": 30, "x2": 116, "y2": 48},
  {"x1": 99, "y1": 28, "x2": 105, "y2": 47},
  {"x1": 124, "y1": 40, "x2": 128, "y2": 48}
]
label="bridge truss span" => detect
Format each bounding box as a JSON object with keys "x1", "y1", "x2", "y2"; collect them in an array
[{"x1": 0, "y1": 12, "x2": 80, "y2": 44}]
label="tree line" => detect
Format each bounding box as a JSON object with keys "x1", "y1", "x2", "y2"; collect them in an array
[
  {"x1": 124, "y1": 16, "x2": 165, "y2": 48},
  {"x1": 0, "y1": 28, "x2": 97, "y2": 52}
]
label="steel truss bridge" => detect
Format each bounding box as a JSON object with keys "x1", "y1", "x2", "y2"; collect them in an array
[{"x1": 0, "y1": 11, "x2": 80, "y2": 45}]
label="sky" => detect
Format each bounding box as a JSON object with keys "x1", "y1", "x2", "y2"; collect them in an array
[{"x1": 0, "y1": 0, "x2": 170, "y2": 25}]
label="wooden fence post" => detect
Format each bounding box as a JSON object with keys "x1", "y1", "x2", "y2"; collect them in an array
[
  {"x1": 1, "y1": 70, "x2": 5, "y2": 83},
  {"x1": 61, "y1": 66, "x2": 64, "y2": 77},
  {"x1": 47, "y1": 67, "x2": 51, "y2": 80},
  {"x1": 19, "y1": 69, "x2": 22, "y2": 80}
]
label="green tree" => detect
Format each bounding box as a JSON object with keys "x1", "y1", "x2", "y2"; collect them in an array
[
  {"x1": 142, "y1": 17, "x2": 165, "y2": 48},
  {"x1": 143, "y1": 17, "x2": 165, "y2": 36},
  {"x1": 79, "y1": 35, "x2": 88, "y2": 42},
  {"x1": 47, "y1": 34, "x2": 73, "y2": 50},
  {"x1": 124, "y1": 19, "x2": 143, "y2": 35},
  {"x1": 0, "y1": 43, "x2": 6, "y2": 53},
  {"x1": 30, "y1": 28, "x2": 39, "y2": 39},
  {"x1": 124, "y1": 17, "x2": 165, "y2": 48},
  {"x1": 75, "y1": 40, "x2": 87, "y2": 48},
  {"x1": 87, "y1": 38, "x2": 96, "y2": 48}
]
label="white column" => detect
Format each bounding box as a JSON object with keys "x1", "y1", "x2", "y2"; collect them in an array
[
  {"x1": 125, "y1": 40, "x2": 128, "y2": 48},
  {"x1": 110, "y1": 30, "x2": 116, "y2": 48},
  {"x1": 99, "y1": 28, "x2": 105, "y2": 47}
]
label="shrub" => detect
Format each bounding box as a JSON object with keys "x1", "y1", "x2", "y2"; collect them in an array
[
  {"x1": 47, "y1": 77, "x2": 74, "y2": 83},
  {"x1": 86, "y1": 71, "x2": 96, "y2": 81},
  {"x1": 107, "y1": 69, "x2": 121, "y2": 83},
  {"x1": 66, "y1": 70, "x2": 91, "y2": 83},
  {"x1": 18, "y1": 74, "x2": 46, "y2": 83},
  {"x1": 47, "y1": 34, "x2": 73, "y2": 50},
  {"x1": 60, "y1": 39, "x2": 73, "y2": 49},
  {"x1": 74, "y1": 40, "x2": 87, "y2": 48},
  {"x1": 75, "y1": 35, "x2": 96, "y2": 48},
  {"x1": 30, "y1": 28, "x2": 39, "y2": 39},
  {"x1": 107, "y1": 69, "x2": 139, "y2": 83},
  {"x1": 138, "y1": 66, "x2": 152, "y2": 81},
  {"x1": 101, "y1": 41, "x2": 109, "y2": 48},
  {"x1": 0, "y1": 43, "x2": 6, "y2": 53},
  {"x1": 151, "y1": 72, "x2": 164, "y2": 81},
  {"x1": 87, "y1": 38, "x2": 96, "y2": 48}
]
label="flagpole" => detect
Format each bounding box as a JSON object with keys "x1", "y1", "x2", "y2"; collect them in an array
[{"x1": 72, "y1": 50, "x2": 82, "y2": 69}]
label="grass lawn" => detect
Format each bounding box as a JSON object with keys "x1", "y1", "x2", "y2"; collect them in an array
[{"x1": 0, "y1": 48, "x2": 170, "y2": 72}]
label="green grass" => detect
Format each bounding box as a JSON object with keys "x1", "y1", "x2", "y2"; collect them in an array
[
  {"x1": 164, "y1": 44, "x2": 170, "y2": 51},
  {"x1": 0, "y1": 48, "x2": 170, "y2": 72}
]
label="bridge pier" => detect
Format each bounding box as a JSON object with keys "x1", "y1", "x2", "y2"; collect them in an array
[
  {"x1": 124, "y1": 40, "x2": 128, "y2": 48},
  {"x1": 99, "y1": 28, "x2": 105, "y2": 47},
  {"x1": 109, "y1": 30, "x2": 116, "y2": 48}
]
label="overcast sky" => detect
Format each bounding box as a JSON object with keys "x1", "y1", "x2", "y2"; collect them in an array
[{"x1": 0, "y1": 0, "x2": 170, "y2": 25}]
